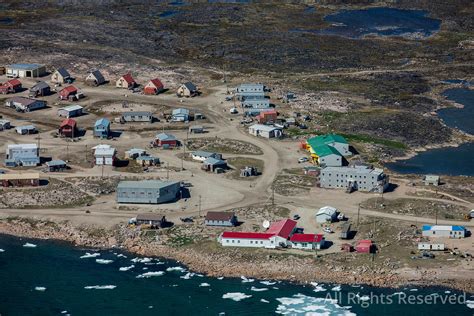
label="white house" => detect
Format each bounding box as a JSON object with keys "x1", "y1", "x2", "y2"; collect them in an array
[
  {"x1": 219, "y1": 219, "x2": 297, "y2": 249},
  {"x1": 93, "y1": 144, "x2": 117, "y2": 166},
  {"x1": 290, "y1": 234, "x2": 325, "y2": 250},
  {"x1": 191, "y1": 150, "x2": 222, "y2": 162},
  {"x1": 316, "y1": 206, "x2": 338, "y2": 223},
  {"x1": 248, "y1": 124, "x2": 282, "y2": 138},
  {"x1": 418, "y1": 243, "x2": 445, "y2": 251},
  {"x1": 422, "y1": 225, "x2": 466, "y2": 238}
]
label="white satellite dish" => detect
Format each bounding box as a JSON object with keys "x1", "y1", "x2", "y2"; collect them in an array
[{"x1": 262, "y1": 220, "x2": 270, "y2": 229}]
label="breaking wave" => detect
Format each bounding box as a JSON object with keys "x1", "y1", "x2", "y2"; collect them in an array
[
  {"x1": 23, "y1": 243, "x2": 37, "y2": 248},
  {"x1": 34, "y1": 286, "x2": 46, "y2": 291},
  {"x1": 84, "y1": 285, "x2": 117, "y2": 290},
  {"x1": 251, "y1": 286, "x2": 269, "y2": 292},
  {"x1": 96, "y1": 259, "x2": 113, "y2": 264},
  {"x1": 276, "y1": 294, "x2": 356, "y2": 315},
  {"x1": 199, "y1": 283, "x2": 211, "y2": 287},
  {"x1": 166, "y1": 266, "x2": 186, "y2": 272},
  {"x1": 222, "y1": 292, "x2": 252, "y2": 301},
  {"x1": 136, "y1": 271, "x2": 165, "y2": 278},
  {"x1": 241, "y1": 276, "x2": 255, "y2": 283},
  {"x1": 119, "y1": 265, "x2": 135, "y2": 271},
  {"x1": 80, "y1": 252, "x2": 100, "y2": 259}
]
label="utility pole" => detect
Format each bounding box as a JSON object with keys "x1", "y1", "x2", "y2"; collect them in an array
[
  {"x1": 66, "y1": 143, "x2": 69, "y2": 162},
  {"x1": 435, "y1": 209, "x2": 438, "y2": 225},
  {"x1": 357, "y1": 203, "x2": 360, "y2": 227},
  {"x1": 101, "y1": 164, "x2": 104, "y2": 178},
  {"x1": 166, "y1": 162, "x2": 169, "y2": 180},
  {"x1": 85, "y1": 144, "x2": 88, "y2": 163},
  {"x1": 271, "y1": 185, "x2": 275, "y2": 206},
  {"x1": 198, "y1": 195, "x2": 202, "y2": 217}
]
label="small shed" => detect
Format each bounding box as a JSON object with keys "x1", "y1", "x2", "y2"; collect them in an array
[
  {"x1": 85, "y1": 70, "x2": 106, "y2": 86},
  {"x1": 155, "y1": 133, "x2": 178, "y2": 148},
  {"x1": 15, "y1": 125, "x2": 37, "y2": 135},
  {"x1": 59, "y1": 118, "x2": 78, "y2": 138},
  {"x1": 0, "y1": 119, "x2": 11, "y2": 131},
  {"x1": 46, "y1": 160, "x2": 67, "y2": 172},
  {"x1": 29, "y1": 81, "x2": 51, "y2": 97},
  {"x1": 144, "y1": 78, "x2": 164, "y2": 95},
  {"x1": 423, "y1": 175, "x2": 440, "y2": 186},
  {"x1": 177, "y1": 82, "x2": 198, "y2": 97},
  {"x1": 125, "y1": 148, "x2": 147, "y2": 159},
  {"x1": 171, "y1": 108, "x2": 190, "y2": 122},
  {"x1": 189, "y1": 125, "x2": 204, "y2": 134},
  {"x1": 116, "y1": 73, "x2": 136, "y2": 89},
  {"x1": 135, "y1": 214, "x2": 167, "y2": 228},
  {"x1": 316, "y1": 206, "x2": 338, "y2": 223},
  {"x1": 340, "y1": 243, "x2": 353, "y2": 252},
  {"x1": 58, "y1": 85, "x2": 78, "y2": 100},
  {"x1": 205, "y1": 211, "x2": 237, "y2": 227},
  {"x1": 202, "y1": 157, "x2": 227, "y2": 172},
  {"x1": 51, "y1": 68, "x2": 72, "y2": 84},
  {"x1": 136, "y1": 156, "x2": 160, "y2": 166},
  {"x1": 355, "y1": 240, "x2": 374, "y2": 253},
  {"x1": 339, "y1": 222, "x2": 352, "y2": 239},
  {"x1": 58, "y1": 104, "x2": 83, "y2": 118}
]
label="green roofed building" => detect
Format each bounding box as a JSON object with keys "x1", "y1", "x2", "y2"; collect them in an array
[
  {"x1": 307, "y1": 134, "x2": 351, "y2": 156},
  {"x1": 311, "y1": 145, "x2": 342, "y2": 167},
  {"x1": 306, "y1": 134, "x2": 351, "y2": 167}
]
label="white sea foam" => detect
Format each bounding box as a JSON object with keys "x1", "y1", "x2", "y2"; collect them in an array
[
  {"x1": 166, "y1": 266, "x2": 186, "y2": 272},
  {"x1": 61, "y1": 311, "x2": 68, "y2": 314},
  {"x1": 196, "y1": 274, "x2": 204, "y2": 277},
  {"x1": 181, "y1": 272, "x2": 195, "y2": 280},
  {"x1": 310, "y1": 282, "x2": 327, "y2": 292},
  {"x1": 260, "y1": 299, "x2": 270, "y2": 303},
  {"x1": 276, "y1": 293, "x2": 356, "y2": 315},
  {"x1": 444, "y1": 290, "x2": 451, "y2": 294},
  {"x1": 241, "y1": 276, "x2": 255, "y2": 283},
  {"x1": 131, "y1": 257, "x2": 153, "y2": 263},
  {"x1": 409, "y1": 289, "x2": 418, "y2": 292},
  {"x1": 119, "y1": 265, "x2": 135, "y2": 271},
  {"x1": 260, "y1": 281, "x2": 276, "y2": 286},
  {"x1": 251, "y1": 286, "x2": 268, "y2": 292},
  {"x1": 222, "y1": 292, "x2": 252, "y2": 301},
  {"x1": 217, "y1": 277, "x2": 224, "y2": 280},
  {"x1": 199, "y1": 283, "x2": 211, "y2": 287},
  {"x1": 136, "y1": 271, "x2": 165, "y2": 278},
  {"x1": 23, "y1": 243, "x2": 37, "y2": 248},
  {"x1": 84, "y1": 285, "x2": 116, "y2": 290},
  {"x1": 331, "y1": 285, "x2": 341, "y2": 292},
  {"x1": 116, "y1": 254, "x2": 127, "y2": 258},
  {"x1": 0, "y1": 249, "x2": 4, "y2": 252},
  {"x1": 466, "y1": 300, "x2": 474, "y2": 309},
  {"x1": 34, "y1": 287, "x2": 46, "y2": 291},
  {"x1": 96, "y1": 259, "x2": 113, "y2": 264},
  {"x1": 80, "y1": 252, "x2": 100, "y2": 259},
  {"x1": 392, "y1": 292, "x2": 404, "y2": 296}
]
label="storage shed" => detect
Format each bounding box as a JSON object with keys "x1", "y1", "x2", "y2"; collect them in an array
[
  {"x1": 46, "y1": 160, "x2": 68, "y2": 172},
  {"x1": 57, "y1": 104, "x2": 83, "y2": 118},
  {"x1": 177, "y1": 82, "x2": 198, "y2": 97},
  {"x1": 205, "y1": 212, "x2": 237, "y2": 227},
  {"x1": 316, "y1": 206, "x2": 338, "y2": 223},
  {"x1": 116, "y1": 73, "x2": 136, "y2": 89},
  {"x1": 85, "y1": 70, "x2": 106, "y2": 86},
  {"x1": 0, "y1": 172, "x2": 40, "y2": 187},
  {"x1": 15, "y1": 125, "x2": 37, "y2": 135},
  {"x1": 0, "y1": 119, "x2": 11, "y2": 131},
  {"x1": 116, "y1": 180, "x2": 181, "y2": 204},
  {"x1": 155, "y1": 133, "x2": 178, "y2": 148},
  {"x1": 29, "y1": 81, "x2": 51, "y2": 97},
  {"x1": 355, "y1": 240, "x2": 374, "y2": 253},
  {"x1": 51, "y1": 68, "x2": 72, "y2": 84}
]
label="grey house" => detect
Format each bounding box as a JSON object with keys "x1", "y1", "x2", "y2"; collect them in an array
[
  {"x1": 236, "y1": 83, "x2": 265, "y2": 100},
  {"x1": 319, "y1": 165, "x2": 389, "y2": 193},
  {"x1": 121, "y1": 111, "x2": 153, "y2": 123},
  {"x1": 29, "y1": 81, "x2": 51, "y2": 97},
  {"x1": 85, "y1": 70, "x2": 106, "y2": 86},
  {"x1": 135, "y1": 214, "x2": 167, "y2": 228},
  {"x1": 205, "y1": 211, "x2": 237, "y2": 227},
  {"x1": 242, "y1": 96, "x2": 270, "y2": 109},
  {"x1": 116, "y1": 180, "x2": 181, "y2": 204}
]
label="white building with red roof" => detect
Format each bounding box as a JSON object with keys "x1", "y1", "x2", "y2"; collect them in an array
[
  {"x1": 219, "y1": 219, "x2": 297, "y2": 249},
  {"x1": 290, "y1": 234, "x2": 325, "y2": 250},
  {"x1": 116, "y1": 73, "x2": 137, "y2": 89}
]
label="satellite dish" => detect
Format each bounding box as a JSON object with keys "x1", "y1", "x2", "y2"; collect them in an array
[{"x1": 262, "y1": 220, "x2": 270, "y2": 229}]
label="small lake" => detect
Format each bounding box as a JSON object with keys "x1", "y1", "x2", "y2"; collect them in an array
[
  {"x1": 387, "y1": 88, "x2": 473, "y2": 176},
  {"x1": 318, "y1": 8, "x2": 441, "y2": 39},
  {"x1": 0, "y1": 17, "x2": 14, "y2": 25}
]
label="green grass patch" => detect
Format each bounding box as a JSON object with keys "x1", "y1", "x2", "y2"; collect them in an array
[{"x1": 339, "y1": 133, "x2": 408, "y2": 150}]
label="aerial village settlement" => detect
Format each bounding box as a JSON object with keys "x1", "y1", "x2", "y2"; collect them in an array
[{"x1": 0, "y1": 1, "x2": 473, "y2": 293}]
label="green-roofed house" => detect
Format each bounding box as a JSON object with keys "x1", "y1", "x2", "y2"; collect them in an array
[
  {"x1": 310, "y1": 145, "x2": 343, "y2": 167},
  {"x1": 307, "y1": 134, "x2": 351, "y2": 157}
]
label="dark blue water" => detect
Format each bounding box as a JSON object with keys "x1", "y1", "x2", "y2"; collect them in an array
[
  {"x1": 318, "y1": 8, "x2": 441, "y2": 39},
  {"x1": 159, "y1": 10, "x2": 180, "y2": 18},
  {"x1": 0, "y1": 17, "x2": 14, "y2": 25},
  {"x1": 442, "y1": 80, "x2": 472, "y2": 86},
  {"x1": 387, "y1": 87, "x2": 473, "y2": 175},
  {"x1": 0, "y1": 234, "x2": 473, "y2": 315}
]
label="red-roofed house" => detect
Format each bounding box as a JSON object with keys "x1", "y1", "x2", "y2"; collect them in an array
[
  {"x1": 58, "y1": 86, "x2": 78, "y2": 100},
  {"x1": 257, "y1": 110, "x2": 277, "y2": 124},
  {"x1": 355, "y1": 240, "x2": 374, "y2": 254},
  {"x1": 290, "y1": 234, "x2": 325, "y2": 250},
  {"x1": 59, "y1": 118, "x2": 78, "y2": 138},
  {"x1": 144, "y1": 78, "x2": 164, "y2": 95},
  {"x1": 219, "y1": 219, "x2": 297, "y2": 249},
  {"x1": 0, "y1": 79, "x2": 22, "y2": 94},
  {"x1": 116, "y1": 73, "x2": 137, "y2": 89}
]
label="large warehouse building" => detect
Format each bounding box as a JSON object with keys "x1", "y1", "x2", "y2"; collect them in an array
[{"x1": 116, "y1": 180, "x2": 181, "y2": 204}]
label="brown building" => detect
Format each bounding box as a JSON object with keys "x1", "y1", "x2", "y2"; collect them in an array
[
  {"x1": 204, "y1": 211, "x2": 237, "y2": 227},
  {"x1": 0, "y1": 172, "x2": 41, "y2": 187}
]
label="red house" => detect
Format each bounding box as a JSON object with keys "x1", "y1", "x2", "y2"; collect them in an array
[
  {"x1": 116, "y1": 73, "x2": 137, "y2": 89},
  {"x1": 155, "y1": 133, "x2": 178, "y2": 148},
  {"x1": 144, "y1": 78, "x2": 164, "y2": 95},
  {"x1": 0, "y1": 79, "x2": 22, "y2": 94},
  {"x1": 355, "y1": 240, "x2": 374, "y2": 253},
  {"x1": 58, "y1": 86, "x2": 78, "y2": 100},
  {"x1": 59, "y1": 118, "x2": 78, "y2": 138},
  {"x1": 257, "y1": 110, "x2": 277, "y2": 124}
]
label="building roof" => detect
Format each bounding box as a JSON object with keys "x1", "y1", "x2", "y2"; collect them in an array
[
  {"x1": 317, "y1": 206, "x2": 338, "y2": 217},
  {"x1": 192, "y1": 151, "x2": 218, "y2": 158},
  {"x1": 8, "y1": 63, "x2": 43, "y2": 70},
  {"x1": 290, "y1": 233, "x2": 324, "y2": 243},
  {"x1": 60, "y1": 85, "x2": 78, "y2": 94},
  {"x1": 149, "y1": 78, "x2": 164, "y2": 89},
  {"x1": 321, "y1": 165, "x2": 385, "y2": 177},
  {"x1": 312, "y1": 145, "x2": 341, "y2": 158},
  {"x1": 94, "y1": 147, "x2": 116, "y2": 156},
  {"x1": 59, "y1": 104, "x2": 83, "y2": 112},
  {"x1": 357, "y1": 239, "x2": 373, "y2": 245},
  {"x1": 182, "y1": 82, "x2": 197, "y2": 91},
  {"x1": 46, "y1": 160, "x2": 67, "y2": 167},
  {"x1": 203, "y1": 157, "x2": 226, "y2": 166},
  {"x1": 136, "y1": 213, "x2": 165, "y2": 221},
  {"x1": 92, "y1": 144, "x2": 111, "y2": 150},
  {"x1": 56, "y1": 68, "x2": 71, "y2": 78},
  {"x1": 156, "y1": 133, "x2": 177, "y2": 141},
  {"x1": 30, "y1": 81, "x2": 49, "y2": 91},
  {"x1": 205, "y1": 211, "x2": 235, "y2": 222},
  {"x1": 259, "y1": 110, "x2": 277, "y2": 117},
  {"x1": 7, "y1": 143, "x2": 38, "y2": 150},
  {"x1": 266, "y1": 219, "x2": 297, "y2": 239},
  {"x1": 121, "y1": 73, "x2": 135, "y2": 84},
  {"x1": 123, "y1": 111, "x2": 152, "y2": 117},
  {"x1": 16, "y1": 125, "x2": 36, "y2": 131},
  {"x1": 136, "y1": 156, "x2": 159, "y2": 161},
  {"x1": 221, "y1": 232, "x2": 274, "y2": 240},
  {"x1": 6, "y1": 79, "x2": 22, "y2": 86},
  {"x1": 0, "y1": 172, "x2": 40, "y2": 181},
  {"x1": 237, "y1": 83, "x2": 264, "y2": 90},
  {"x1": 172, "y1": 108, "x2": 190, "y2": 116},
  {"x1": 117, "y1": 180, "x2": 179, "y2": 190},
  {"x1": 249, "y1": 124, "x2": 281, "y2": 132},
  {"x1": 60, "y1": 118, "x2": 77, "y2": 128},
  {"x1": 189, "y1": 125, "x2": 203, "y2": 130},
  {"x1": 307, "y1": 134, "x2": 348, "y2": 149},
  {"x1": 422, "y1": 225, "x2": 465, "y2": 232},
  {"x1": 7, "y1": 96, "x2": 37, "y2": 106},
  {"x1": 89, "y1": 70, "x2": 105, "y2": 82},
  {"x1": 95, "y1": 118, "x2": 110, "y2": 127}
]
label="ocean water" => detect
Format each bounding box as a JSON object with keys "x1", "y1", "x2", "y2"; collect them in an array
[
  {"x1": 318, "y1": 8, "x2": 441, "y2": 39},
  {"x1": 0, "y1": 234, "x2": 472, "y2": 315},
  {"x1": 387, "y1": 88, "x2": 474, "y2": 175}
]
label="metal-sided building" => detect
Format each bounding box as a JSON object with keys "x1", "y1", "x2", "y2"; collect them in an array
[
  {"x1": 15, "y1": 125, "x2": 37, "y2": 135},
  {"x1": 5, "y1": 144, "x2": 40, "y2": 167},
  {"x1": 6, "y1": 63, "x2": 46, "y2": 78},
  {"x1": 57, "y1": 105, "x2": 83, "y2": 118},
  {"x1": 116, "y1": 180, "x2": 181, "y2": 204},
  {"x1": 248, "y1": 124, "x2": 282, "y2": 138},
  {"x1": 94, "y1": 118, "x2": 111, "y2": 138},
  {"x1": 316, "y1": 206, "x2": 338, "y2": 223},
  {"x1": 306, "y1": 134, "x2": 352, "y2": 157},
  {"x1": 94, "y1": 145, "x2": 116, "y2": 166},
  {"x1": 121, "y1": 111, "x2": 153, "y2": 123},
  {"x1": 319, "y1": 165, "x2": 389, "y2": 193},
  {"x1": 29, "y1": 81, "x2": 51, "y2": 97},
  {"x1": 242, "y1": 96, "x2": 270, "y2": 109},
  {"x1": 205, "y1": 211, "x2": 237, "y2": 227},
  {"x1": 5, "y1": 97, "x2": 46, "y2": 112},
  {"x1": 422, "y1": 225, "x2": 466, "y2": 238},
  {"x1": 236, "y1": 83, "x2": 265, "y2": 100},
  {"x1": 171, "y1": 108, "x2": 190, "y2": 122},
  {"x1": 311, "y1": 145, "x2": 343, "y2": 167}
]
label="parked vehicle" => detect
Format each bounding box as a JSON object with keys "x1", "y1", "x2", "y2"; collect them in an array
[
  {"x1": 323, "y1": 227, "x2": 334, "y2": 233},
  {"x1": 298, "y1": 157, "x2": 309, "y2": 163}
]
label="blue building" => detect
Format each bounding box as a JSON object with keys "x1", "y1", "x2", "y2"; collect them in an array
[
  {"x1": 422, "y1": 225, "x2": 466, "y2": 238},
  {"x1": 116, "y1": 180, "x2": 181, "y2": 204},
  {"x1": 171, "y1": 108, "x2": 190, "y2": 122},
  {"x1": 242, "y1": 97, "x2": 270, "y2": 109},
  {"x1": 5, "y1": 144, "x2": 40, "y2": 167},
  {"x1": 94, "y1": 118, "x2": 111, "y2": 138}
]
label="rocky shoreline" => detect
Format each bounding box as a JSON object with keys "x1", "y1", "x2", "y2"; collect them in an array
[{"x1": 1, "y1": 219, "x2": 473, "y2": 294}]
